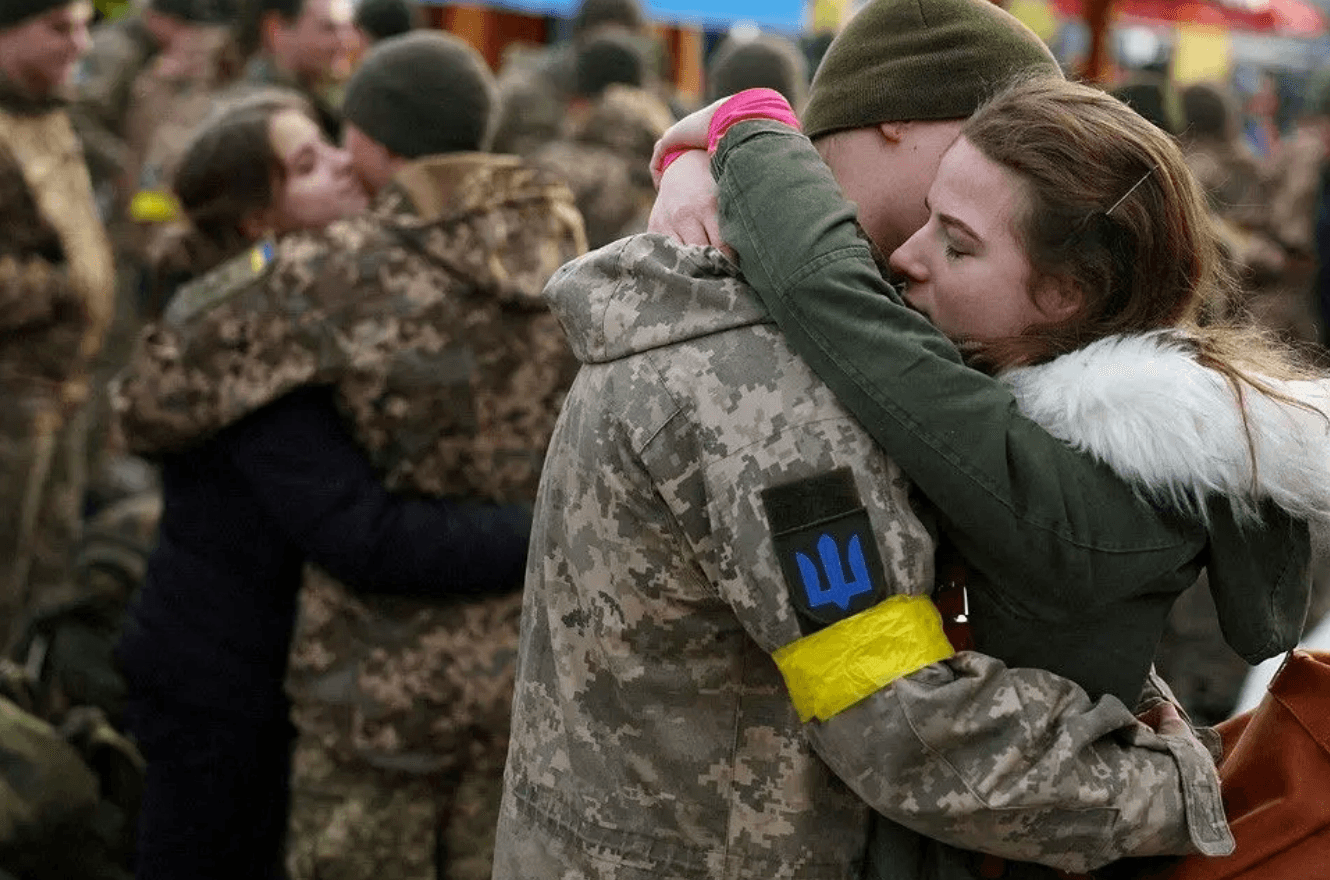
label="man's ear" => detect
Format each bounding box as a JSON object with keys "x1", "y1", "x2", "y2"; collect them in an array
[
  {"x1": 1033, "y1": 275, "x2": 1084, "y2": 323},
  {"x1": 876, "y1": 121, "x2": 907, "y2": 144}
]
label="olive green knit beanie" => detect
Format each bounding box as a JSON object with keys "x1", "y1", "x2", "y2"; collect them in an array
[
  {"x1": 343, "y1": 31, "x2": 495, "y2": 158},
  {"x1": 802, "y1": 0, "x2": 1062, "y2": 139}
]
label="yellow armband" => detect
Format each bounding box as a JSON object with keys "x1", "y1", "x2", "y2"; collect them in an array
[
  {"x1": 773, "y1": 593, "x2": 954, "y2": 723},
  {"x1": 129, "y1": 190, "x2": 180, "y2": 223}
]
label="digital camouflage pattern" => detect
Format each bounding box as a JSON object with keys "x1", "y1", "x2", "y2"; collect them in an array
[
  {"x1": 0, "y1": 77, "x2": 117, "y2": 643},
  {"x1": 493, "y1": 233, "x2": 1232, "y2": 880},
  {"x1": 113, "y1": 152, "x2": 585, "y2": 878},
  {"x1": 531, "y1": 85, "x2": 673, "y2": 249}
]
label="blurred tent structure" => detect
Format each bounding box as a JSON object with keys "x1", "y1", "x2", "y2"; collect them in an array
[{"x1": 1050, "y1": 0, "x2": 1327, "y2": 79}]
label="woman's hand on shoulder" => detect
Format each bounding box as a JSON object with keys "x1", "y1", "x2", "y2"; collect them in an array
[{"x1": 647, "y1": 149, "x2": 734, "y2": 260}]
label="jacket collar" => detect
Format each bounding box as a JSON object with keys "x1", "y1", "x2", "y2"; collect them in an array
[
  {"x1": 1000, "y1": 329, "x2": 1330, "y2": 525},
  {"x1": 0, "y1": 71, "x2": 65, "y2": 115},
  {"x1": 544, "y1": 233, "x2": 767, "y2": 365}
]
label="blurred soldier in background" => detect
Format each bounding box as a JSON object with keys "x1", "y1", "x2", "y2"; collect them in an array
[
  {"x1": 1268, "y1": 74, "x2": 1328, "y2": 279},
  {"x1": 71, "y1": 0, "x2": 239, "y2": 225},
  {"x1": 0, "y1": 0, "x2": 116, "y2": 643},
  {"x1": 0, "y1": 2, "x2": 137, "y2": 873},
  {"x1": 75, "y1": 0, "x2": 241, "y2": 549},
  {"x1": 1176, "y1": 81, "x2": 1278, "y2": 326},
  {"x1": 1150, "y1": 80, "x2": 1328, "y2": 726},
  {"x1": 491, "y1": 0, "x2": 660, "y2": 158},
  {"x1": 111, "y1": 31, "x2": 586, "y2": 880},
  {"x1": 239, "y1": 0, "x2": 350, "y2": 138},
  {"x1": 1110, "y1": 68, "x2": 1182, "y2": 137},
  {"x1": 352, "y1": 0, "x2": 416, "y2": 47},
  {"x1": 1299, "y1": 68, "x2": 1330, "y2": 345},
  {"x1": 704, "y1": 28, "x2": 807, "y2": 109},
  {"x1": 531, "y1": 28, "x2": 672, "y2": 248}
]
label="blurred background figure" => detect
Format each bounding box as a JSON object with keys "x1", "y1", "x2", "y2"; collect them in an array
[
  {"x1": 0, "y1": 0, "x2": 114, "y2": 642},
  {"x1": 704, "y1": 26, "x2": 807, "y2": 110},
  {"x1": 72, "y1": 0, "x2": 240, "y2": 225},
  {"x1": 237, "y1": 0, "x2": 351, "y2": 137},
  {"x1": 490, "y1": 0, "x2": 662, "y2": 158},
  {"x1": 0, "y1": 2, "x2": 140, "y2": 875},
  {"x1": 1304, "y1": 68, "x2": 1330, "y2": 347},
  {"x1": 351, "y1": 0, "x2": 417, "y2": 47},
  {"x1": 1145, "y1": 70, "x2": 1330, "y2": 726},
  {"x1": 1242, "y1": 69, "x2": 1283, "y2": 162},
  {"x1": 1109, "y1": 68, "x2": 1182, "y2": 136},
  {"x1": 529, "y1": 26, "x2": 672, "y2": 247}
]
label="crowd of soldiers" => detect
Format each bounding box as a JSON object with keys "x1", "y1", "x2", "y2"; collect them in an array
[{"x1": 2, "y1": 0, "x2": 1330, "y2": 874}]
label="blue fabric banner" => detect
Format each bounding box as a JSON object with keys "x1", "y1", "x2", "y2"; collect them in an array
[{"x1": 447, "y1": 0, "x2": 806, "y2": 30}]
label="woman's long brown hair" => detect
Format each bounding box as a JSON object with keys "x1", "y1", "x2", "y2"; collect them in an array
[{"x1": 961, "y1": 76, "x2": 1324, "y2": 487}]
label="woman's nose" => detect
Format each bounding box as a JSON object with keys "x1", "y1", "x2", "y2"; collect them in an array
[{"x1": 888, "y1": 230, "x2": 926, "y2": 282}]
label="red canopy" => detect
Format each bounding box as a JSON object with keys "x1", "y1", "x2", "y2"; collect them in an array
[{"x1": 1049, "y1": 0, "x2": 1325, "y2": 35}]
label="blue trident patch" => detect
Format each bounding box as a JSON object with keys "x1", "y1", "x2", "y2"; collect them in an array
[
  {"x1": 761, "y1": 468, "x2": 889, "y2": 634},
  {"x1": 797, "y1": 533, "x2": 873, "y2": 612}
]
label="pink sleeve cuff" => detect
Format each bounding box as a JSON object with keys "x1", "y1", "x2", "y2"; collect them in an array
[
  {"x1": 656, "y1": 146, "x2": 695, "y2": 178},
  {"x1": 707, "y1": 88, "x2": 801, "y2": 154}
]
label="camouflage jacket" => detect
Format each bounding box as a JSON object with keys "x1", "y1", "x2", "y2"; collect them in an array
[
  {"x1": 492, "y1": 234, "x2": 1231, "y2": 880},
  {"x1": 0, "y1": 76, "x2": 116, "y2": 405}
]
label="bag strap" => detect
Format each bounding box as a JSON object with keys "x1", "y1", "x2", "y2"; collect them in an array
[{"x1": 933, "y1": 542, "x2": 974, "y2": 652}]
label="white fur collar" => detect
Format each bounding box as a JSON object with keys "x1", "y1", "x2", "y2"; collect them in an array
[{"x1": 1000, "y1": 330, "x2": 1330, "y2": 524}]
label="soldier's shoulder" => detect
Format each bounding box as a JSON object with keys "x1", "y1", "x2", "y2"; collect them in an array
[{"x1": 162, "y1": 240, "x2": 278, "y2": 328}]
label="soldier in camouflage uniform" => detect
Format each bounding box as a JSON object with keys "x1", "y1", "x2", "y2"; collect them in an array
[
  {"x1": 491, "y1": 0, "x2": 669, "y2": 159},
  {"x1": 495, "y1": 2, "x2": 1241, "y2": 878},
  {"x1": 0, "y1": 0, "x2": 116, "y2": 645},
  {"x1": 529, "y1": 32, "x2": 672, "y2": 248},
  {"x1": 111, "y1": 32, "x2": 586, "y2": 880}
]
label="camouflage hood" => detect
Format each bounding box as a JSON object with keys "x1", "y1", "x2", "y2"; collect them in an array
[
  {"x1": 544, "y1": 233, "x2": 769, "y2": 364},
  {"x1": 378, "y1": 152, "x2": 586, "y2": 308}
]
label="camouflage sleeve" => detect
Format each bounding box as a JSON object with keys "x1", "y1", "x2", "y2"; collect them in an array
[
  {"x1": 0, "y1": 150, "x2": 79, "y2": 333},
  {"x1": 687, "y1": 374, "x2": 1230, "y2": 873},
  {"x1": 810, "y1": 654, "x2": 1233, "y2": 873},
  {"x1": 111, "y1": 224, "x2": 394, "y2": 455}
]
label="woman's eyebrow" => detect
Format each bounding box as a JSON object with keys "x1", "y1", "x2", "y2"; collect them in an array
[{"x1": 938, "y1": 212, "x2": 981, "y2": 244}]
